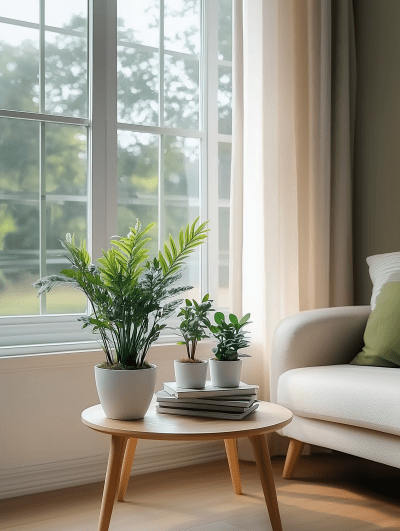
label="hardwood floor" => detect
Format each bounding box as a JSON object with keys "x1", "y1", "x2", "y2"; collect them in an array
[{"x1": 1, "y1": 452, "x2": 400, "y2": 531}]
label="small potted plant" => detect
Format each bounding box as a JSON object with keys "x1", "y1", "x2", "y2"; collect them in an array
[
  {"x1": 174, "y1": 294, "x2": 214, "y2": 388},
  {"x1": 33, "y1": 218, "x2": 209, "y2": 420},
  {"x1": 208, "y1": 312, "x2": 251, "y2": 387}
]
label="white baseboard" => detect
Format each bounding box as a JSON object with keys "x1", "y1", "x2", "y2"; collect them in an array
[{"x1": 0, "y1": 440, "x2": 226, "y2": 500}]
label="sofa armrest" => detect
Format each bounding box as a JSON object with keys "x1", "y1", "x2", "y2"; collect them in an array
[{"x1": 270, "y1": 305, "x2": 370, "y2": 403}]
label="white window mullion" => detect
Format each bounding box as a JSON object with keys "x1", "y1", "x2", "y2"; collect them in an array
[
  {"x1": 39, "y1": 0, "x2": 46, "y2": 314},
  {"x1": 158, "y1": 135, "x2": 165, "y2": 250},
  {"x1": 105, "y1": 0, "x2": 118, "y2": 243},
  {"x1": 199, "y1": 0, "x2": 208, "y2": 298},
  {"x1": 0, "y1": 109, "x2": 89, "y2": 126},
  {"x1": 158, "y1": 0, "x2": 165, "y2": 249},
  {"x1": 218, "y1": 134, "x2": 232, "y2": 144},
  {"x1": 206, "y1": 0, "x2": 220, "y2": 303},
  {"x1": 159, "y1": 0, "x2": 165, "y2": 130},
  {"x1": 0, "y1": 16, "x2": 85, "y2": 37},
  {"x1": 90, "y1": 0, "x2": 117, "y2": 260},
  {"x1": 39, "y1": 122, "x2": 47, "y2": 314},
  {"x1": 116, "y1": 122, "x2": 203, "y2": 139}
]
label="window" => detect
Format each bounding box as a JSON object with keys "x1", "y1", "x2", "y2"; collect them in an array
[{"x1": 0, "y1": 0, "x2": 232, "y2": 355}]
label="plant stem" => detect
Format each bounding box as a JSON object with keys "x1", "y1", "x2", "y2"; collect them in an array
[
  {"x1": 191, "y1": 338, "x2": 197, "y2": 360},
  {"x1": 185, "y1": 339, "x2": 190, "y2": 359},
  {"x1": 87, "y1": 294, "x2": 113, "y2": 365}
]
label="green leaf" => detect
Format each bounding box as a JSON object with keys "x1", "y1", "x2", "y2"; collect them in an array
[
  {"x1": 238, "y1": 313, "x2": 251, "y2": 326},
  {"x1": 158, "y1": 252, "x2": 168, "y2": 274},
  {"x1": 202, "y1": 293, "x2": 209, "y2": 302},
  {"x1": 229, "y1": 313, "x2": 238, "y2": 324},
  {"x1": 214, "y1": 312, "x2": 224, "y2": 325},
  {"x1": 169, "y1": 234, "x2": 178, "y2": 258},
  {"x1": 185, "y1": 299, "x2": 192, "y2": 306},
  {"x1": 190, "y1": 216, "x2": 199, "y2": 238},
  {"x1": 178, "y1": 230, "x2": 184, "y2": 251},
  {"x1": 141, "y1": 221, "x2": 156, "y2": 235},
  {"x1": 164, "y1": 243, "x2": 173, "y2": 264}
]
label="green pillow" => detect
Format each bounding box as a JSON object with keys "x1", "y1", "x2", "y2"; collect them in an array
[{"x1": 351, "y1": 282, "x2": 400, "y2": 367}]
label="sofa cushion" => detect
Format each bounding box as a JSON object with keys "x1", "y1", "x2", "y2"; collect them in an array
[
  {"x1": 351, "y1": 282, "x2": 400, "y2": 367},
  {"x1": 277, "y1": 364, "x2": 400, "y2": 436},
  {"x1": 367, "y1": 251, "x2": 400, "y2": 310}
]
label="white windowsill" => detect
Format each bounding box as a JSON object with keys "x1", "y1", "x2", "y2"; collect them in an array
[{"x1": 0, "y1": 339, "x2": 216, "y2": 373}]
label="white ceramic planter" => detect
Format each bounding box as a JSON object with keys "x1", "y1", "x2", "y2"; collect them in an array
[
  {"x1": 209, "y1": 358, "x2": 242, "y2": 387},
  {"x1": 174, "y1": 359, "x2": 208, "y2": 389},
  {"x1": 94, "y1": 364, "x2": 157, "y2": 420}
]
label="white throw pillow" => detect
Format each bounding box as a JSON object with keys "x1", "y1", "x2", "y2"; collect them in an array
[{"x1": 367, "y1": 252, "x2": 400, "y2": 310}]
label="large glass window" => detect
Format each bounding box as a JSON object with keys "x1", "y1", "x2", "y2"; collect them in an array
[
  {"x1": 0, "y1": 0, "x2": 232, "y2": 354},
  {"x1": 0, "y1": 0, "x2": 89, "y2": 323},
  {"x1": 117, "y1": 0, "x2": 202, "y2": 300}
]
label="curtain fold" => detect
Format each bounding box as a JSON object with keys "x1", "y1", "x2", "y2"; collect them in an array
[{"x1": 230, "y1": 0, "x2": 356, "y2": 401}]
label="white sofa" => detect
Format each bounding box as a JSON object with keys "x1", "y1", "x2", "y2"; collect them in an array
[{"x1": 270, "y1": 305, "x2": 400, "y2": 478}]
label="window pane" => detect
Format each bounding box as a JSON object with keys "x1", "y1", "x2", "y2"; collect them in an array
[
  {"x1": 118, "y1": 0, "x2": 159, "y2": 48},
  {"x1": 45, "y1": 202, "x2": 87, "y2": 314},
  {"x1": 218, "y1": 142, "x2": 231, "y2": 201},
  {"x1": 45, "y1": 0, "x2": 87, "y2": 32},
  {"x1": 164, "y1": 55, "x2": 199, "y2": 130},
  {"x1": 45, "y1": 123, "x2": 88, "y2": 314},
  {"x1": 45, "y1": 123, "x2": 87, "y2": 197},
  {"x1": 117, "y1": 131, "x2": 159, "y2": 258},
  {"x1": 45, "y1": 30, "x2": 88, "y2": 117},
  {"x1": 0, "y1": 23, "x2": 39, "y2": 113},
  {"x1": 218, "y1": 142, "x2": 231, "y2": 308},
  {"x1": 0, "y1": 118, "x2": 40, "y2": 316},
  {"x1": 164, "y1": 0, "x2": 200, "y2": 55},
  {"x1": 219, "y1": 0, "x2": 232, "y2": 61},
  {"x1": 218, "y1": 207, "x2": 229, "y2": 307},
  {"x1": 218, "y1": 65, "x2": 232, "y2": 135},
  {"x1": 0, "y1": 0, "x2": 39, "y2": 24},
  {"x1": 117, "y1": 46, "x2": 159, "y2": 126},
  {"x1": 164, "y1": 136, "x2": 200, "y2": 300}
]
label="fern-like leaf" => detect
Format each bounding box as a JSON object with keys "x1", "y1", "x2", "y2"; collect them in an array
[{"x1": 158, "y1": 218, "x2": 209, "y2": 279}]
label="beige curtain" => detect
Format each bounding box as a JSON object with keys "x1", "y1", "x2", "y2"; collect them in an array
[{"x1": 230, "y1": 0, "x2": 356, "y2": 401}]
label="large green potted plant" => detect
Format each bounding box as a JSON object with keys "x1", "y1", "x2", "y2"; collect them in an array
[
  {"x1": 174, "y1": 294, "x2": 214, "y2": 388},
  {"x1": 33, "y1": 218, "x2": 209, "y2": 419},
  {"x1": 208, "y1": 312, "x2": 251, "y2": 387}
]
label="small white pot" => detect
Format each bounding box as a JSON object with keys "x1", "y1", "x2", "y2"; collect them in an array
[
  {"x1": 94, "y1": 364, "x2": 157, "y2": 420},
  {"x1": 174, "y1": 359, "x2": 208, "y2": 389},
  {"x1": 209, "y1": 358, "x2": 242, "y2": 388}
]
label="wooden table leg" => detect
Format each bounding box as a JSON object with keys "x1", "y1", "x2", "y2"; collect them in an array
[
  {"x1": 224, "y1": 438, "x2": 242, "y2": 494},
  {"x1": 249, "y1": 434, "x2": 283, "y2": 531},
  {"x1": 98, "y1": 435, "x2": 127, "y2": 531},
  {"x1": 117, "y1": 437, "x2": 138, "y2": 502}
]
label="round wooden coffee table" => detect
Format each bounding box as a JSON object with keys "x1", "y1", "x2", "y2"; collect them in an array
[{"x1": 82, "y1": 397, "x2": 292, "y2": 531}]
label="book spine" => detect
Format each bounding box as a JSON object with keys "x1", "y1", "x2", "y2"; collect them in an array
[
  {"x1": 156, "y1": 402, "x2": 248, "y2": 413},
  {"x1": 156, "y1": 406, "x2": 244, "y2": 420},
  {"x1": 157, "y1": 398, "x2": 255, "y2": 408},
  {"x1": 163, "y1": 384, "x2": 257, "y2": 399},
  {"x1": 156, "y1": 403, "x2": 259, "y2": 420}
]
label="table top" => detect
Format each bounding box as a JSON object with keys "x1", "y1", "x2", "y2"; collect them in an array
[{"x1": 81, "y1": 397, "x2": 292, "y2": 441}]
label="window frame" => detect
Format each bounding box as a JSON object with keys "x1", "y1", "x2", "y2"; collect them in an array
[{"x1": 0, "y1": 0, "x2": 232, "y2": 356}]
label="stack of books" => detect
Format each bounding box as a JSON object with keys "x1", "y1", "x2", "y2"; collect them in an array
[{"x1": 156, "y1": 381, "x2": 259, "y2": 420}]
